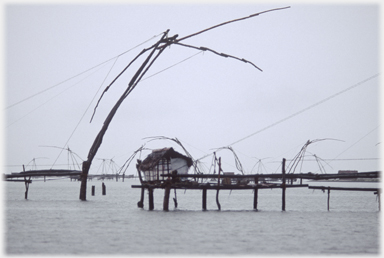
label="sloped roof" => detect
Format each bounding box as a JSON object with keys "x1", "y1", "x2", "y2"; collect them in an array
[{"x1": 138, "y1": 147, "x2": 193, "y2": 171}]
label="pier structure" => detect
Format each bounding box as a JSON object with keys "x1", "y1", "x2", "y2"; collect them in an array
[
  {"x1": 131, "y1": 170, "x2": 380, "y2": 211},
  {"x1": 132, "y1": 152, "x2": 380, "y2": 211},
  {"x1": 4, "y1": 169, "x2": 82, "y2": 199}
]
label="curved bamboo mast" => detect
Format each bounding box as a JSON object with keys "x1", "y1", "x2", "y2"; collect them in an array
[
  {"x1": 79, "y1": 31, "x2": 170, "y2": 200},
  {"x1": 79, "y1": 7, "x2": 290, "y2": 200}
]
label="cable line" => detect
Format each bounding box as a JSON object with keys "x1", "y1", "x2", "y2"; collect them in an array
[
  {"x1": 227, "y1": 73, "x2": 379, "y2": 147},
  {"x1": 5, "y1": 33, "x2": 162, "y2": 110},
  {"x1": 50, "y1": 56, "x2": 120, "y2": 169},
  {"x1": 330, "y1": 125, "x2": 380, "y2": 162},
  {"x1": 6, "y1": 64, "x2": 109, "y2": 128}
]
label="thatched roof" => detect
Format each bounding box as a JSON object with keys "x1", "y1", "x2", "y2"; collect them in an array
[{"x1": 138, "y1": 147, "x2": 193, "y2": 171}]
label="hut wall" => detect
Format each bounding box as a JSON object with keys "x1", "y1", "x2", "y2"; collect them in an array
[{"x1": 171, "y1": 158, "x2": 189, "y2": 174}]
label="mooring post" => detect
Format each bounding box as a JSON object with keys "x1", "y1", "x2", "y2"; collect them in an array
[
  {"x1": 137, "y1": 187, "x2": 145, "y2": 208},
  {"x1": 163, "y1": 182, "x2": 171, "y2": 211},
  {"x1": 148, "y1": 187, "x2": 154, "y2": 211},
  {"x1": 24, "y1": 176, "x2": 31, "y2": 200},
  {"x1": 327, "y1": 187, "x2": 330, "y2": 211},
  {"x1": 253, "y1": 188, "x2": 258, "y2": 210},
  {"x1": 202, "y1": 188, "x2": 207, "y2": 211},
  {"x1": 282, "y1": 158, "x2": 286, "y2": 211},
  {"x1": 102, "y1": 182, "x2": 106, "y2": 195}
]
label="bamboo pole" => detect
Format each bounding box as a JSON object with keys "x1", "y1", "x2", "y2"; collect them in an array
[
  {"x1": 327, "y1": 187, "x2": 330, "y2": 211},
  {"x1": 137, "y1": 187, "x2": 145, "y2": 208},
  {"x1": 148, "y1": 187, "x2": 154, "y2": 211},
  {"x1": 282, "y1": 158, "x2": 286, "y2": 211},
  {"x1": 216, "y1": 157, "x2": 221, "y2": 211},
  {"x1": 202, "y1": 188, "x2": 207, "y2": 210},
  {"x1": 79, "y1": 32, "x2": 169, "y2": 201},
  {"x1": 253, "y1": 188, "x2": 258, "y2": 210},
  {"x1": 173, "y1": 189, "x2": 178, "y2": 208},
  {"x1": 163, "y1": 184, "x2": 171, "y2": 211}
]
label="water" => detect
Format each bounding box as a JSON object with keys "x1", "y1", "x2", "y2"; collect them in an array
[{"x1": 4, "y1": 178, "x2": 380, "y2": 255}]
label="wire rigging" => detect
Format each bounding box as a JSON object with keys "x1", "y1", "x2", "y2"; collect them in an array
[
  {"x1": 6, "y1": 63, "x2": 109, "y2": 128},
  {"x1": 227, "y1": 73, "x2": 380, "y2": 147},
  {"x1": 50, "y1": 56, "x2": 120, "y2": 169},
  {"x1": 5, "y1": 33, "x2": 163, "y2": 110}
]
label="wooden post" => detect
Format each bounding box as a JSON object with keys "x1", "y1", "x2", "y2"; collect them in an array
[
  {"x1": 102, "y1": 182, "x2": 106, "y2": 195},
  {"x1": 253, "y1": 188, "x2": 258, "y2": 210},
  {"x1": 79, "y1": 161, "x2": 90, "y2": 201},
  {"x1": 282, "y1": 158, "x2": 286, "y2": 211},
  {"x1": 378, "y1": 190, "x2": 381, "y2": 212},
  {"x1": 202, "y1": 188, "x2": 207, "y2": 211},
  {"x1": 148, "y1": 187, "x2": 154, "y2": 211},
  {"x1": 300, "y1": 178, "x2": 302, "y2": 185},
  {"x1": 173, "y1": 189, "x2": 178, "y2": 208},
  {"x1": 327, "y1": 187, "x2": 330, "y2": 211},
  {"x1": 92, "y1": 185, "x2": 95, "y2": 196},
  {"x1": 137, "y1": 187, "x2": 145, "y2": 208},
  {"x1": 163, "y1": 184, "x2": 171, "y2": 211},
  {"x1": 216, "y1": 157, "x2": 221, "y2": 211},
  {"x1": 24, "y1": 176, "x2": 31, "y2": 200}
]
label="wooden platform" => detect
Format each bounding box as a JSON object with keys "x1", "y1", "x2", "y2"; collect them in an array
[{"x1": 131, "y1": 171, "x2": 381, "y2": 211}]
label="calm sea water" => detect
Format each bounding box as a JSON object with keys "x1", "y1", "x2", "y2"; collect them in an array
[{"x1": 4, "y1": 178, "x2": 380, "y2": 255}]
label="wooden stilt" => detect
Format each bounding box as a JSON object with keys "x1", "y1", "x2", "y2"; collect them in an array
[
  {"x1": 216, "y1": 157, "x2": 222, "y2": 211},
  {"x1": 253, "y1": 188, "x2": 258, "y2": 210},
  {"x1": 378, "y1": 190, "x2": 381, "y2": 211},
  {"x1": 216, "y1": 189, "x2": 221, "y2": 210},
  {"x1": 282, "y1": 158, "x2": 286, "y2": 211},
  {"x1": 137, "y1": 187, "x2": 145, "y2": 208},
  {"x1": 24, "y1": 176, "x2": 31, "y2": 199},
  {"x1": 327, "y1": 187, "x2": 330, "y2": 211},
  {"x1": 173, "y1": 189, "x2": 178, "y2": 208},
  {"x1": 202, "y1": 188, "x2": 207, "y2": 210},
  {"x1": 148, "y1": 187, "x2": 154, "y2": 210},
  {"x1": 92, "y1": 185, "x2": 95, "y2": 196},
  {"x1": 163, "y1": 184, "x2": 171, "y2": 211}
]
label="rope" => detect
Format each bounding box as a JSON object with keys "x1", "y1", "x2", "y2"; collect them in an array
[
  {"x1": 5, "y1": 33, "x2": 162, "y2": 110},
  {"x1": 6, "y1": 64, "x2": 109, "y2": 128},
  {"x1": 50, "y1": 56, "x2": 119, "y2": 169},
  {"x1": 227, "y1": 73, "x2": 380, "y2": 147}
]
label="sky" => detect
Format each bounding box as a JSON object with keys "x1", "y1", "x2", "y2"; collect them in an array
[{"x1": 3, "y1": 1, "x2": 381, "y2": 176}]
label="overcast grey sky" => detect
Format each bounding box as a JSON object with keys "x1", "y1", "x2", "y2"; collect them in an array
[{"x1": 4, "y1": 2, "x2": 380, "y2": 175}]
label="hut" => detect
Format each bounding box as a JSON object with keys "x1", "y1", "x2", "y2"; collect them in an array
[{"x1": 136, "y1": 147, "x2": 193, "y2": 183}]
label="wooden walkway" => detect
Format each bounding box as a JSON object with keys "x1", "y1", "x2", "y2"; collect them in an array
[{"x1": 131, "y1": 171, "x2": 381, "y2": 211}]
